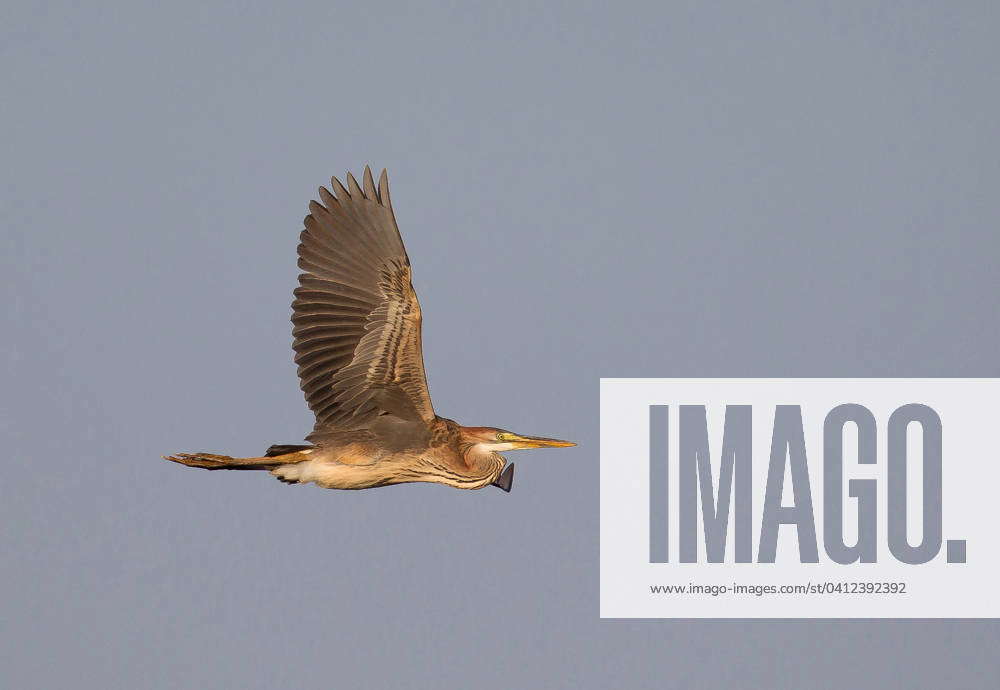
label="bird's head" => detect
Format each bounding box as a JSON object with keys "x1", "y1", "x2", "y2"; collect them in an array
[
  {"x1": 457, "y1": 426, "x2": 575, "y2": 492},
  {"x1": 460, "y1": 426, "x2": 577, "y2": 452}
]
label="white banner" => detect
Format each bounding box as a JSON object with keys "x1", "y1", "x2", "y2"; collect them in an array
[{"x1": 600, "y1": 379, "x2": 998, "y2": 618}]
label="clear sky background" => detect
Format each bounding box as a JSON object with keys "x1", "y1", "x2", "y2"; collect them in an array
[{"x1": 2, "y1": 2, "x2": 998, "y2": 688}]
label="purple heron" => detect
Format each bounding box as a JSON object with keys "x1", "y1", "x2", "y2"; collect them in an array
[{"x1": 165, "y1": 166, "x2": 574, "y2": 492}]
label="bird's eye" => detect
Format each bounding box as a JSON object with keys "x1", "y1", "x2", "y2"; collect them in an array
[{"x1": 496, "y1": 432, "x2": 507, "y2": 441}]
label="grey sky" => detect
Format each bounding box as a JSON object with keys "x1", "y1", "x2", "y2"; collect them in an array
[{"x1": 3, "y1": 2, "x2": 998, "y2": 688}]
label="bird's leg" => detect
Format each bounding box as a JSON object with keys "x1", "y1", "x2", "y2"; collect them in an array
[
  {"x1": 164, "y1": 452, "x2": 276, "y2": 470},
  {"x1": 164, "y1": 449, "x2": 314, "y2": 470},
  {"x1": 164, "y1": 452, "x2": 231, "y2": 469}
]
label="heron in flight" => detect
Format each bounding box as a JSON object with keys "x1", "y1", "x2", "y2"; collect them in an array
[{"x1": 165, "y1": 166, "x2": 574, "y2": 492}]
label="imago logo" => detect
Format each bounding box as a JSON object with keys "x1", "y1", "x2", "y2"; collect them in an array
[
  {"x1": 649, "y1": 403, "x2": 963, "y2": 566},
  {"x1": 600, "y1": 379, "x2": 999, "y2": 619}
]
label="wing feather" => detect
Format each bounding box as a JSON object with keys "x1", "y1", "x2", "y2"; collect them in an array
[{"x1": 292, "y1": 167, "x2": 435, "y2": 437}]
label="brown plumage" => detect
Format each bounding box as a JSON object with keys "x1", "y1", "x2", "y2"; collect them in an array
[{"x1": 165, "y1": 166, "x2": 574, "y2": 491}]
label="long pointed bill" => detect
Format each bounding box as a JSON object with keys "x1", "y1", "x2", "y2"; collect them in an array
[{"x1": 508, "y1": 433, "x2": 576, "y2": 449}]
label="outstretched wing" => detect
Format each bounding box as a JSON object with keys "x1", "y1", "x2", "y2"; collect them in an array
[{"x1": 292, "y1": 166, "x2": 435, "y2": 436}]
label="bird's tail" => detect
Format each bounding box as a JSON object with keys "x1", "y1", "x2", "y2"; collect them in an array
[{"x1": 163, "y1": 447, "x2": 312, "y2": 471}]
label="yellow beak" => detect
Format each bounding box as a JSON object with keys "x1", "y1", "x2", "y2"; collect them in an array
[{"x1": 508, "y1": 434, "x2": 576, "y2": 449}]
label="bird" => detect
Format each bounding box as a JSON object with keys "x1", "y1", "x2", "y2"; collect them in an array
[{"x1": 164, "y1": 166, "x2": 574, "y2": 492}]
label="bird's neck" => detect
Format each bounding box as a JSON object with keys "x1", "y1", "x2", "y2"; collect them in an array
[{"x1": 463, "y1": 444, "x2": 506, "y2": 480}]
